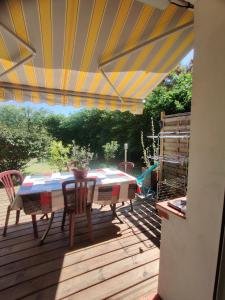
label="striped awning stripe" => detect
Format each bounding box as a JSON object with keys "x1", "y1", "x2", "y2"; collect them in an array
[{"x1": 0, "y1": 0, "x2": 194, "y2": 114}]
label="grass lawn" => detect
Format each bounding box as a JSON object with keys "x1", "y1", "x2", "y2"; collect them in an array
[
  {"x1": 24, "y1": 158, "x2": 141, "y2": 177},
  {"x1": 24, "y1": 159, "x2": 53, "y2": 175}
]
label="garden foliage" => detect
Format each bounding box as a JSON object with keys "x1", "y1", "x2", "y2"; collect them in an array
[
  {"x1": 48, "y1": 141, "x2": 71, "y2": 172},
  {"x1": 0, "y1": 64, "x2": 192, "y2": 171},
  {"x1": 102, "y1": 141, "x2": 119, "y2": 162}
]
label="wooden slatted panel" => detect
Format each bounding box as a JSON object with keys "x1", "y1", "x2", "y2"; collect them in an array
[{"x1": 159, "y1": 111, "x2": 190, "y2": 199}]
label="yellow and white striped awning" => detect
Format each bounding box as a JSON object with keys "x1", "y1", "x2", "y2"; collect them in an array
[{"x1": 0, "y1": 0, "x2": 194, "y2": 114}]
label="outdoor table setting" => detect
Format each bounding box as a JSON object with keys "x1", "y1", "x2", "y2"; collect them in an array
[{"x1": 12, "y1": 168, "x2": 137, "y2": 244}]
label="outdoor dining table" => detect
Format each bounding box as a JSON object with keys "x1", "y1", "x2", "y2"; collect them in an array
[{"x1": 12, "y1": 168, "x2": 137, "y2": 244}]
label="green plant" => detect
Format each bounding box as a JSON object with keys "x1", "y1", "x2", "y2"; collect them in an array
[
  {"x1": 102, "y1": 141, "x2": 119, "y2": 162},
  {"x1": 48, "y1": 141, "x2": 71, "y2": 172},
  {"x1": 70, "y1": 145, "x2": 94, "y2": 169},
  {"x1": 0, "y1": 125, "x2": 51, "y2": 172},
  {"x1": 141, "y1": 131, "x2": 151, "y2": 168}
]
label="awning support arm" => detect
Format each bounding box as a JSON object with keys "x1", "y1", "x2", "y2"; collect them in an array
[
  {"x1": 99, "y1": 21, "x2": 194, "y2": 69},
  {"x1": 99, "y1": 67, "x2": 124, "y2": 102},
  {"x1": 98, "y1": 20, "x2": 193, "y2": 104},
  {"x1": 0, "y1": 23, "x2": 36, "y2": 79}
]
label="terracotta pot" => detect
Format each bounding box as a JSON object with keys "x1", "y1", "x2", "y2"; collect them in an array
[{"x1": 72, "y1": 168, "x2": 89, "y2": 179}]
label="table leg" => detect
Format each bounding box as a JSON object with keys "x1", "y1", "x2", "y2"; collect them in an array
[
  {"x1": 31, "y1": 215, "x2": 38, "y2": 239},
  {"x1": 110, "y1": 204, "x2": 123, "y2": 224},
  {"x1": 40, "y1": 214, "x2": 49, "y2": 220},
  {"x1": 39, "y1": 212, "x2": 55, "y2": 245}
]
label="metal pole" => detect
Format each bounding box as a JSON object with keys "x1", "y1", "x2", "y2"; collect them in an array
[
  {"x1": 99, "y1": 68, "x2": 124, "y2": 102},
  {"x1": 124, "y1": 143, "x2": 128, "y2": 172}
]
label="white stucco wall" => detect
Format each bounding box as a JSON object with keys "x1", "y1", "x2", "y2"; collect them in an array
[{"x1": 158, "y1": 1, "x2": 225, "y2": 299}]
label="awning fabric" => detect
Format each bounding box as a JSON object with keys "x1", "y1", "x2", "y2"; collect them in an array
[{"x1": 0, "y1": 0, "x2": 194, "y2": 114}]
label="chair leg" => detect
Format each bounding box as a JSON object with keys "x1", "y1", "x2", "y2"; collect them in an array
[
  {"x1": 40, "y1": 214, "x2": 49, "y2": 220},
  {"x1": 86, "y1": 208, "x2": 93, "y2": 242},
  {"x1": 39, "y1": 213, "x2": 55, "y2": 245},
  {"x1": 61, "y1": 209, "x2": 67, "y2": 231},
  {"x1": 130, "y1": 199, "x2": 134, "y2": 212},
  {"x1": 69, "y1": 212, "x2": 76, "y2": 248},
  {"x1": 3, "y1": 205, "x2": 11, "y2": 237},
  {"x1": 110, "y1": 204, "x2": 123, "y2": 224},
  {"x1": 15, "y1": 209, "x2": 20, "y2": 224}
]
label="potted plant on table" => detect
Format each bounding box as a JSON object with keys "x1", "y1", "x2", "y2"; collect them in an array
[{"x1": 69, "y1": 145, "x2": 94, "y2": 179}]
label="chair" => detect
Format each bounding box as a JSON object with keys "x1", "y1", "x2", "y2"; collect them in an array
[
  {"x1": 0, "y1": 170, "x2": 23, "y2": 236},
  {"x1": 97, "y1": 185, "x2": 123, "y2": 223},
  {"x1": 127, "y1": 183, "x2": 138, "y2": 212},
  {"x1": 61, "y1": 178, "x2": 96, "y2": 248},
  {"x1": 137, "y1": 163, "x2": 159, "y2": 198},
  {"x1": 118, "y1": 162, "x2": 135, "y2": 173},
  {"x1": 118, "y1": 162, "x2": 135, "y2": 209}
]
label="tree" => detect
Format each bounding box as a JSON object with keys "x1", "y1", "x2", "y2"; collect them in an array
[
  {"x1": 0, "y1": 125, "x2": 51, "y2": 171},
  {"x1": 0, "y1": 105, "x2": 51, "y2": 171},
  {"x1": 102, "y1": 141, "x2": 119, "y2": 161},
  {"x1": 145, "y1": 66, "x2": 192, "y2": 121},
  {"x1": 0, "y1": 105, "x2": 49, "y2": 131}
]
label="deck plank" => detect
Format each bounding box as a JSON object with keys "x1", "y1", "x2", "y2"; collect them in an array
[{"x1": 0, "y1": 189, "x2": 161, "y2": 300}]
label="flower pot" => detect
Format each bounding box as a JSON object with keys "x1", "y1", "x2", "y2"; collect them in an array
[{"x1": 72, "y1": 168, "x2": 89, "y2": 179}]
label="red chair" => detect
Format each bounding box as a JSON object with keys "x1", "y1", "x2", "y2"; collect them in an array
[
  {"x1": 62, "y1": 178, "x2": 96, "y2": 248},
  {"x1": 118, "y1": 162, "x2": 135, "y2": 173},
  {"x1": 0, "y1": 170, "x2": 23, "y2": 236}
]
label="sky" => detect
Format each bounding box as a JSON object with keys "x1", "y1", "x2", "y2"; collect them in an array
[{"x1": 0, "y1": 50, "x2": 194, "y2": 116}]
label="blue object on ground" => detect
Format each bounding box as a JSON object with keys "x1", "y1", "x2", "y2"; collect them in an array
[{"x1": 136, "y1": 163, "x2": 159, "y2": 197}]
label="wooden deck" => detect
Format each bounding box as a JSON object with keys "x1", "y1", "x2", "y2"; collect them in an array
[{"x1": 0, "y1": 190, "x2": 161, "y2": 300}]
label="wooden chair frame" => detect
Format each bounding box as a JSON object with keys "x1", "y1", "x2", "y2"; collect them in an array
[
  {"x1": 61, "y1": 178, "x2": 96, "y2": 248},
  {"x1": 118, "y1": 162, "x2": 135, "y2": 210},
  {"x1": 0, "y1": 170, "x2": 23, "y2": 236}
]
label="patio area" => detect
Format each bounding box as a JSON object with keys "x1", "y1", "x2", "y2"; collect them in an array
[{"x1": 0, "y1": 189, "x2": 161, "y2": 300}]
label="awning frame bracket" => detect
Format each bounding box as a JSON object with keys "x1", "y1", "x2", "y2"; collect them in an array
[
  {"x1": 0, "y1": 23, "x2": 36, "y2": 79},
  {"x1": 98, "y1": 20, "x2": 194, "y2": 102}
]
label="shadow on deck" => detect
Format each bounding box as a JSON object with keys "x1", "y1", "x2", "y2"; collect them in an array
[{"x1": 0, "y1": 192, "x2": 161, "y2": 300}]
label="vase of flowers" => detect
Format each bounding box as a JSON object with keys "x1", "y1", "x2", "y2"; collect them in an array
[{"x1": 69, "y1": 145, "x2": 94, "y2": 179}]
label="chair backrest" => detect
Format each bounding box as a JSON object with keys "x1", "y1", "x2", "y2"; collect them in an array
[
  {"x1": 118, "y1": 162, "x2": 135, "y2": 172},
  {"x1": 137, "y1": 163, "x2": 159, "y2": 184},
  {"x1": 0, "y1": 170, "x2": 23, "y2": 204},
  {"x1": 62, "y1": 178, "x2": 96, "y2": 214}
]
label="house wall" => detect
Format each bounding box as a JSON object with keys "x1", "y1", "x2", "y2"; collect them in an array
[{"x1": 158, "y1": 1, "x2": 225, "y2": 299}]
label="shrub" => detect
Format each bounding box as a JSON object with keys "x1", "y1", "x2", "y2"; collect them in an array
[
  {"x1": 102, "y1": 141, "x2": 119, "y2": 162},
  {"x1": 48, "y1": 141, "x2": 71, "y2": 172},
  {"x1": 0, "y1": 125, "x2": 51, "y2": 172}
]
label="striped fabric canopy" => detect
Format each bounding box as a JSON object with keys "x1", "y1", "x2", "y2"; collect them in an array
[{"x1": 0, "y1": 0, "x2": 194, "y2": 114}]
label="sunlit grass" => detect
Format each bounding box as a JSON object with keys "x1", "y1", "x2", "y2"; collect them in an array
[{"x1": 24, "y1": 158, "x2": 141, "y2": 176}]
